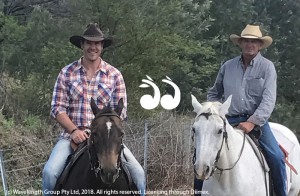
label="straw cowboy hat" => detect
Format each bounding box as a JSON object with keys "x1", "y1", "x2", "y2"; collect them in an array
[
  {"x1": 70, "y1": 23, "x2": 112, "y2": 49},
  {"x1": 230, "y1": 24, "x2": 273, "y2": 49}
]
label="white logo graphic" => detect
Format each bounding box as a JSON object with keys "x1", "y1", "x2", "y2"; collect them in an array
[{"x1": 139, "y1": 75, "x2": 181, "y2": 110}]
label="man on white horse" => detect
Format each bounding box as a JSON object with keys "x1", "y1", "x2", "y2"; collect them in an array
[{"x1": 195, "y1": 24, "x2": 286, "y2": 196}]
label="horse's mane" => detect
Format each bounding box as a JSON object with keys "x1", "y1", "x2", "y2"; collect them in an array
[
  {"x1": 200, "y1": 101, "x2": 222, "y2": 115},
  {"x1": 99, "y1": 105, "x2": 114, "y2": 114},
  {"x1": 195, "y1": 101, "x2": 223, "y2": 122}
]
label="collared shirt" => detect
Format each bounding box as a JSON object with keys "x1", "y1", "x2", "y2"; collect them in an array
[
  {"x1": 51, "y1": 57, "x2": 127, "y2": 137},
  {"x1": 207, "y1": 52, "x2": 277, "y2": 126}
]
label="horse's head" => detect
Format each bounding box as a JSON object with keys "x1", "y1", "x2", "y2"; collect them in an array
[
  {"x1": 88, "y1": 98, "x2": 124, "y2": 184},
  {"x1": 191, "y1": 95, "x2": 232, "y2": 180}
]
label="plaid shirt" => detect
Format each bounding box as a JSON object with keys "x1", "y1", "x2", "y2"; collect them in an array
[{"x1": 51, "y1": 57, "x2": 127, "y2": 137}]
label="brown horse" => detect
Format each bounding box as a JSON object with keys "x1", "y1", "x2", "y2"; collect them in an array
[{"x1": 54, "y1": 99, "x2": 138, "y2": 196}]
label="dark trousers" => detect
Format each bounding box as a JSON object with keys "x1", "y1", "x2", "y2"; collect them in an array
[{"x1": 194, "y1": 116, "x2": 287, "y2": 196}]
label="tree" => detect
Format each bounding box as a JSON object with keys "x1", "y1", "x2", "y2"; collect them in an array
[
  {"x1": 1, "y1": 0, "x2": 69, "y2": 19},
  {"x1": 69, "y1": 0, "x2": 216, "y2": 113},
  {"x1": 204, "y1": 0, "x2": 300, "y2": 132}
]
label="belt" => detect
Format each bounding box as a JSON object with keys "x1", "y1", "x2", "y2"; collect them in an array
[{"x1": 225, "y1": 114, "x2": 250, "y2": 118}]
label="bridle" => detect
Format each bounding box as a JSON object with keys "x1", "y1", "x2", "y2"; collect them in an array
[
  {"x1": 88, "y1": 112, "x2": 125, "y2": 180},
  {"x1": 192, "y1": 112, "x2": 246, "y2": 177}
]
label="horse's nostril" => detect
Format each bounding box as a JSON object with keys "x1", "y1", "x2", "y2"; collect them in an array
[{"x1": 204, "y1": 165, "x2": 210, "y2": 176}]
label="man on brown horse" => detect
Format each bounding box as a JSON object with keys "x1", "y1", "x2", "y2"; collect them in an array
[{"x1": 42, "y1": 23, "x2": 145, "y2": 196}]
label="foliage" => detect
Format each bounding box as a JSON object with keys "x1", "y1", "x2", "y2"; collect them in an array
[
  {"x1": 0, "y1": 0, "x2": 297, "y2": 120},
  {"x1": 0, "y1": 12, "x2": 27, "y2": 71},
  {"x1": 0, "y1": 0, "x2": 299, "y2": 130},
  {"x1": 0, "y1": 113, "x2": 14, "y2": 129},
  {"x1": 204, "y1": 0, "x2": 300, "y2": 134},
  {"x1": 0, "y1": 113, "x2": 57, "y2": 194},
  {"x1": 64, "y1": 0, "x2": 216, "y2": 115},
  {"x1": 22, "y1": 114, "x2": 43, "y2": 132},
  {"x1": 0, "y1": 0, "x2": 300, "y2": 192}
]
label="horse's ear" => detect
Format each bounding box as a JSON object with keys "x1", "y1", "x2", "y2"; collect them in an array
[
  {"x1": 90, "y1": 98, "x2": 100, "y2": 115},
  {"x1": 219, "y1": 95, "x2": 232, "y2": 117},
  {"x1": 115, "y1": 98, "x2": 124, "y2": 116},
  {"x1": 191, "y1": 94, "x2": 202, "y2": 114}
]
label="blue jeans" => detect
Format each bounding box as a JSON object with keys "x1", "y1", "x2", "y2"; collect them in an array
[
  {"x1": 42, "y1": 137, "x2": 146, "y2": 196},
  {"x1": 122, "y1": 144, "x2": 146, "y2": 196},
  {"x1": 194, "y1": 177, "x2": 203, "y2": 196},
  {"x1": 194, "y1": 116, "x2": 287, "y2": 196},
  {"x1": 43, "y1": 137, "x2": 72, "y2": 195}
]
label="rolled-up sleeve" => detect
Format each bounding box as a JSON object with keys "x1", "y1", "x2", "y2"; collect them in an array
[
  {"x1": 248, "y1": 62, "x2": 277, "y2": 126},
  {"x1": 50, "y1": 71, "x2": 69, "y2": 118}
]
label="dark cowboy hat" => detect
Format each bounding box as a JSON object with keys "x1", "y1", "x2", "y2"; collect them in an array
[{"x1": 70, "y1": 23, "x2": 113, "y2": 49}]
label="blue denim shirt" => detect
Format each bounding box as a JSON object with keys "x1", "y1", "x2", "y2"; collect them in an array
[{"x1": 207, "y1": 52, "x2": 277, "y2": 126}]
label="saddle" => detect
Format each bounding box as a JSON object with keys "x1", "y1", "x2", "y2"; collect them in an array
[
  {"x1": 247, "y1": 126, "x2": 298, "y2": 175},
  {"x1": 230, "y1": 123, "x2": 297, "y2": 175},
  {"x1": 243, "y1": 126, "x2": 299, "y2": 196},
  {"x1": 246, "y1": 128, "x2": 269, "y2": 173},
  {"x1": 54, "y1": 141, "x2": 135, "y2": 190},
  {"x1": 54, "y1": 141, "x2": 88, "y2": 190}
]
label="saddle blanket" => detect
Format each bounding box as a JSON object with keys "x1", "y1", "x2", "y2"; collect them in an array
[{"x1": 270, "y1": 123, "x2": 298, "y2": 175}]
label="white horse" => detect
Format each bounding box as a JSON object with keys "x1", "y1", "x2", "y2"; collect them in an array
[{"x1": 191, "y1": 95, "x2": 300, "y2": 196}]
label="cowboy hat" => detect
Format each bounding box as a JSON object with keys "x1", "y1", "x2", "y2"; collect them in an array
[
  {"x1": 70, "y1": 23, "x2": 112, "y2": 49},
  {"x1": 230, "y1": 24, "x2": 273, "y2": 49}
]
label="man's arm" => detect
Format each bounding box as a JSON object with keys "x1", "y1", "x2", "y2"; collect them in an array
[
  {"x1": 50, "y1": 70, "x2": 88, "y2": 143},
  {"x1": 56, "y1": 113, "x2": 89, "y2": 143},
  {"x1": 207, "y1": 65, "x2": 225, "y2": 102}
]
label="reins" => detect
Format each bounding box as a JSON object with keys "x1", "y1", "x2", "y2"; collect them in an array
[
  {"x1": 193, "y1": 112, "x2": 246, "y2": 177},
  {"x1": 214, "y1": 129, "x2": 246, "y2": 176}
]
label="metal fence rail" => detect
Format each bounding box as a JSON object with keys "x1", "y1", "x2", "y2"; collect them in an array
[{"x1": 0, "y1": 150, "x2": 8, "y2": 196}]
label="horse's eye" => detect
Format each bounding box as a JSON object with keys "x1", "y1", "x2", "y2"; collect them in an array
[{"x1": 217, "y1": 129, "x2": 222, "y2": 134}]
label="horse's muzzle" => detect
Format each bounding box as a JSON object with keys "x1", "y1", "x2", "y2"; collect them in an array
[
  {"x1": 194, "y1": 165, "x2": 212, "y2": 180},
  {"x1": 100, "y1": 168, "x2": 120, "y2": 184}
]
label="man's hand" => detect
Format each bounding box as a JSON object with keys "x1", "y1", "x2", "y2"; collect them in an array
[
  {"x1": 71, "y1": 129, "x2": 89, "y2": 144},
  {"x1": 237, "y1": 121, "x2": 255, "y2": 133}
]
